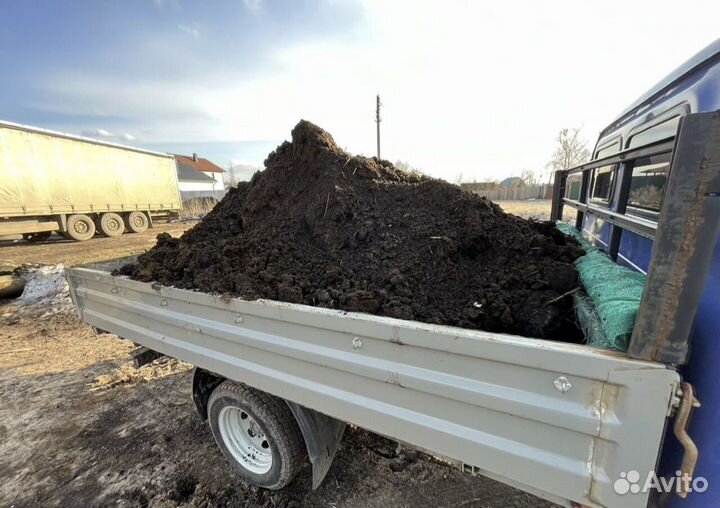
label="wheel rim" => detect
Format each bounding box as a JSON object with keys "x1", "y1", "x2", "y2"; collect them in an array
[
  {"x1": 132, "y1": 215, "x2": 145, "y2": 228},
  {"x1": 74, "y1": 221, "x2": 89, "y2": 234},
  {"x1": 107, "y1": 218, "x2": 121, "y2": 231},
  {"x1": 218, "y1": 406, "x2": 272, "y2": 474}
]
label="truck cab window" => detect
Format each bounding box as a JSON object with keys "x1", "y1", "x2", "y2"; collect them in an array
[
  {"x1": 586, "y1": 141, "x2": 620, "y2": 205},
  {"x1": 627, "y1": 152, "x2": 671, "y2": 216},
  {"x1": 595, "y1": 140, "x2": 620, "y2": 159},
  {"x1": 590, "y1": 166, "x2": 615, "y2": 203},
  {"x1": 564, "y1": 173, "x2": 582, "y2": 200},
  {"x1": 628, "y1": 116, "x2": 680, "y2": 149}
]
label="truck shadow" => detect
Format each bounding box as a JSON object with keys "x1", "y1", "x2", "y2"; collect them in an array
[{"x1": 0, "y1": 357, "x2": 557, "y2": 508}]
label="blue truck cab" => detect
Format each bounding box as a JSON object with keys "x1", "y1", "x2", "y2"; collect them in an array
[{"x1": 553, "y1": 39, "x2": 720, "y2": 507}]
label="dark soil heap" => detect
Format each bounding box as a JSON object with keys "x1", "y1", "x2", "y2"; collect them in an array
[{"x1": 120, "y1": 121, "x2": 584, "y2": 341}]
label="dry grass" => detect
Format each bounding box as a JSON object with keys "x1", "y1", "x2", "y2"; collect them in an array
[
  {"x1": 496, "y1": 199, "x2": 552, "y2": 220},
  {"x1": 179, "y1": 197, "x2": 218, "y2": 218}
]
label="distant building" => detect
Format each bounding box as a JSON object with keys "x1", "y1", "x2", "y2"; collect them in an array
[
  {"x1": 175, "y1": 153, "x2": 226, "y2": 202},
  {"x1": 499, "y1": 176, "x2": 525, "y2": 187}
]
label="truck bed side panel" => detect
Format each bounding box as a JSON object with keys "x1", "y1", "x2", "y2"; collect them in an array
[{"x1": 66, "y1": 267, "x2": 679, "y2": 508}]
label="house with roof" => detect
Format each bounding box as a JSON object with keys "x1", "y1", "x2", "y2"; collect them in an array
[
  {"x1": 499, "y1": 176, "x2": 525, "y2": 187},
  {"x1": 175, "y1": 153, "x2": 226, "y2": 202}
]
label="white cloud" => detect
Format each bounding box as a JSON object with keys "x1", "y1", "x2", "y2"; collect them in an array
[
  {"x1": 81, "y1": 128, "x2": 113, "y2": 138},
  {"x1": 226, "y1": 0, "x2": 718, "y2": 182},
  {"x1": 152, "y1": 0, "x2": 180, "y2": 11},
  {"x1": 226, "y1": 161, "x2": 262, "y2": 185},
  {"x1": 242, "y1": 0, "x2": 263, "y2": 13},
  {"x1": 178, "y1": 24, "x2": 200, "y2": 38},
  {"x1": 80, "y1": 128, "x2": 137, "y2": 143},
  {"x1": 40, "y1": 0, "x2": 720, "y2": 182}
]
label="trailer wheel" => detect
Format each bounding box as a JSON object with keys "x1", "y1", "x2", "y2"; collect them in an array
[
  {"x1": 207, "y1": 381, "x2": 305, "y2": 490},
  {"x1": 125, "y1": 211, "x2": 148, "y2": 233},
  {"x1": 23, "y1": 231, "x2": 52, "y2": 242},
  {"x1": 66, "y1": 214, "x2": 96, "y2": 241},
  {"x1": 99, "y1": 212, "x2": 125, "y2": 237}
]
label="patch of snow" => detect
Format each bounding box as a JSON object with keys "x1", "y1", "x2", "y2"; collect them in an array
[{"x1": 1, "y1": 264, "x2": 73, "y2": 319}]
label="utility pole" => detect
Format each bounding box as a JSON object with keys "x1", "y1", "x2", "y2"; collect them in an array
[{"x1": 375, "y1": 94, "x2": 381, "y2": 159}]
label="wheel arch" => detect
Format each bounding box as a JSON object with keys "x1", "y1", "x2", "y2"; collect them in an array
[{"x1": 192, "y1": 367, "x2": 345, "y2": 489}]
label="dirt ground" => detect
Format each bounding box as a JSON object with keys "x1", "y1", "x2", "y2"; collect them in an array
[
  {"x1": 0, "y1": 222, "x2": 195, "y2": 266},
  {"x1": 0, "y1": 206, "x2": 558, "y2": 508}
]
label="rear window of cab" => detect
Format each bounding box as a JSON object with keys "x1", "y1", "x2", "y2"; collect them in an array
[{"x1": 588, "y1": 142, "x2": 620, "y2": 205}]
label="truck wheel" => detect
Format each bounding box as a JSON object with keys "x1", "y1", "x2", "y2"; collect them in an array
[
  {"x1": 23, "y1": 231, "x2": 52, "y2": 242},
  {"x1": 66, "y1": 214, "x2": 96, "y2": 241},
  {"x1": 99, "y1": 212, "x2": 125, "y2": 237},
  {"x1": 125, "y1": 211, "x2": 148, "y2": 233},
  {"x1": 207, "y1": 381, "x2": 305, "y2": 490}
]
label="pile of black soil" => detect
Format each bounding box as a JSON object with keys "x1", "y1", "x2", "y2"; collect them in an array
[{"x1": 120, "y1": 121, "x2": 584, "y2": 341}]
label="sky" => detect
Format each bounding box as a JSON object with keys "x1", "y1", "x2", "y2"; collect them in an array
[{"x1": 1, "y1": 0, "x2": 719, "y2": 182}]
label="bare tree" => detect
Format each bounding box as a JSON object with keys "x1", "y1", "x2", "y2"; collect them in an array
[
  {"x1": 546, "y1": 128, "x2": 590, "y2": 181},
  {"x1": 520, "y1": 168, "x2": 539, "y2": 186}
]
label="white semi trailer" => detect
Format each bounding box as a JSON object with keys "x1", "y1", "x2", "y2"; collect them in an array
[{"x1": 0, "y1": 120, "x2": 182, "y2": 241}]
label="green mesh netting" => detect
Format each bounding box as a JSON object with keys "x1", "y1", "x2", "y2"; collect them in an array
[
  {"x1": 573, "y1": 292, "x2": 608, "y2": 349},
  {"x1": 556, "y1": 223, "x2": 646, "y2": 351}
]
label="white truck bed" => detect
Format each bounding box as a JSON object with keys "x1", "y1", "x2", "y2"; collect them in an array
[{"x1": 66, "y1": 257, "x2": 679, "y2": 508}]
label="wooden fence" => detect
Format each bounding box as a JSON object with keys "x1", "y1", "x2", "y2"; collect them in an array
[{"x1": 460, "y1": 184, "x2": 553, "y2": 201}]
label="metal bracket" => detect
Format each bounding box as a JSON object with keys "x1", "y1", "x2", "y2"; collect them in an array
[
  {"x1": 59, "y1": 213, "x2": 68, "y2": 232},
  {"x1": 132, "y1": 346, "x2": 165, "y2": 368},
  {"x1": 672, "y1": 381, "x2": 701, "y2": 499}
]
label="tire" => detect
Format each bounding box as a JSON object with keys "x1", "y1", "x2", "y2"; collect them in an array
[
  {"x1": 23, "y1": 231, "x2": 52, "y2": 242},
  {"x1": 99, "y1": 212, "x2": 125, "y2": 237},
  {"x1": 207, "y1": 381, "x2": 305, "y2": 490},
  {"x1": 125, "y1": 211, "x2": 149, "y2": 233},
  {"x1": 0, "y1": 275, "x2": 26, "y2": 299},
  {"x1": 66, "y1": 214, "x2": 96, "y2": 241}
]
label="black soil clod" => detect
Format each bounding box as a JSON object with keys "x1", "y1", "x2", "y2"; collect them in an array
[
  {"x1": 120, "y1": 120, "x2": 584, "y2": 341},
  {"x1": 170, "y1": 473, "x2": 198, "y2": 502}
]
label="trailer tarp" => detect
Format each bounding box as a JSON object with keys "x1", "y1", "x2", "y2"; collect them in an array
[{"x1": 0, "y1": 124, "x2": 181, "y2": 216}]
